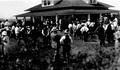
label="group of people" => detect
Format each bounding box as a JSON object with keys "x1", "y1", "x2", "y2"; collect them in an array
[
  {"x1": 67, "y1": 15, "x2": 120, "y2": 48},
  {"x1": 42, "y1": 26, "x2": 73, "y2": 61},
  {"x1": 0, "y1": 14, "x2": 119, "y2": 61},
  {"x1": 96, "y1": 16, "x2": 119, "y2": 47},
  {"x1": 68, "y1": 19, "x2": 96, "y2": 42},
  {"x1": 41, "y1": 14, "x2": 120, "y2": 62},
  {"x1": 0, "y1": 19, "x2": 74, "y2": 63}
]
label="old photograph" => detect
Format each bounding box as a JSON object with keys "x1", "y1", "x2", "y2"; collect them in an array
[{"x1": 0, "y1": 0, "x2": 120, "y2": 70}]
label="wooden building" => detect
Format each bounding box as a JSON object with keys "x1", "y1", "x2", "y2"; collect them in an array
[{"x1": 16, "y1": 0, "x2": 119, "y2": 27}]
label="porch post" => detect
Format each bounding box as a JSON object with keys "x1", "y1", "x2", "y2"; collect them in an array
[
  {"x1": 99, "y1": 13, "x2": 102, "y2": 22},
  {"x1": 56, "y1": 15, "x2": 58, "y2": 25},
  {"x1": 88, "y1": 13, "x2": 90, "y2": 21},
  {"x1": 16, "y1": 17, "x2": 18, "y2": 20},
  {"x1": 32, "y1": 17, "x2": 35, "y2": 23},
  {"x1": 24, "y1": 17, "x2": 26, "y2": 21},
  {"x1": 41, "y1": 16, "x2": 43, "y2": 21}
]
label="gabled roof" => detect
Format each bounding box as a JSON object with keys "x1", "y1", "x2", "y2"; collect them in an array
[
  {"x1": 26, "y1": 0, "x2": 113, "y2": 11},
  {"x1": 26, "y1": 0, "x2": 93, "y2": 11},
  {"x1": 97, "y1": 2, "x2": 114, "y2": 7},
  {"x1": 26, "y1": 4, "x2": 42, "y2": 11}
]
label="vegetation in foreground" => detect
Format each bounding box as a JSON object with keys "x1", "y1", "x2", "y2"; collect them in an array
[{"x1": 0, "y1": 39, "x2": 117, "y2": 70}]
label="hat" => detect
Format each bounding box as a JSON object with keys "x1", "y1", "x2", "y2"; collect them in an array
[{"x1": 2, "y1": 31, "x2": 7, "y2": 36}]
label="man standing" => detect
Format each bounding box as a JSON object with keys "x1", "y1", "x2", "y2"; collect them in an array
[
  {"x1": 60, "y1": 29, "x2": 73, "y2": 60},
  {"x1": 42, "y1": 26, "x2": 51, "y2": 48},
  {"x1": 51, "y1": 28, "x2": 61, "y2": 60},
  {"x1": 103, "y1": 17, "x2": 114, "y2": 44},
  {"x1": 80, "y1": 23, "x2": 89, "y2": 42},
  {"x1": 96, "y1": 24, "x2": 105, "y2": 47},
  {"x1": 68, "y1": 23, "x2": 73, "y2": 36},
  {"x1": 1, "y1": 31, "x2": 10, "y2": 55}
]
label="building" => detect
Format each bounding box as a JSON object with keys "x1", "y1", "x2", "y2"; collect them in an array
[{"x1": 16, "y1": 0, "x2": 119, "y2": 28}]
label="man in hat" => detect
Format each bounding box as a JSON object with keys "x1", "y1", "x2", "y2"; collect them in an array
[{"x1": 60, "y1": 29, "x2": 73, "y2": 60}]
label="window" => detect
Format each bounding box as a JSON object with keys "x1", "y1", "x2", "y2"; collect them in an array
[
  {"x1": 90, "y1": 0, "x2": 97, "y2": 4},
  {"x1": 42, "y1": 0, "x2": 54, "y2": 7},
  {"x1": 84, "y1": 0, "x2": 90, "y2": 4},
  {"x1": 83, "y1": 0, "x2": 97, "y2": 4}
]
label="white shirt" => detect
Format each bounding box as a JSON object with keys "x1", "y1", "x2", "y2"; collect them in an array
[
  {"x1": 89, "y1": 22, "x2": 95, "y2": 27},
  {"x1": 77, "y1": 24, "x2": 81, "y2": 29},
  {"x1": 73, "y1": 23, "x2": 77, "y2": 30},
  {"x1": 15, "y1": 27, "x2": 20, "y2": 34},
  {"x1": 2, "y1": 35, "x2": 10, "y2": 46},
  {"x1": 68, "y1": 24, "x2": 73, "y2": 29},
  {"x1": 4, "y1": 21, "x2": 9, "y2": 26},
  {"x1": 86, "y1": 21, "x2": 91, "y2": 25},
  {"x1": 60, "y1": 35, "x2": 73, "y2": 44},
  {"x1": 80, "y1": 26, "x2": 89, "y2": 32},
  {"x1": 51, "y1": 27, "x2": 57, "y2": 32},
  {"x1": 81, "y1": 22, "x2": 87, "y2": 26},
  {"x1": 113, "y1": 18, "x2": 118, "y2": 27},
  {"x1": 103, "y1": 24, "x2": 109, "y2": 31},
  {"x1": 111, "y1": 24, "x2": 114, "y2": 30},
  {"x1": 1, "y1": 22, "x2": 4, "y2": 26},
  {"x1": 114, "y1": 18, "x2": 118, "y2": 23},
  {"x1": 11, "y1": 26, "x2": 15, "y2": 30},
  {"x1": 114, "y1": 31, "x2": 120, "y2": 43},
  {"x1": 5, "y1": 27, "x2": 9, "y2": 31}
]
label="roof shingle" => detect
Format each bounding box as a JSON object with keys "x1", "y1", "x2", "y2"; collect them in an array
[{"x1": 26, "y1": 0, "x2": 113, "y2": 11}]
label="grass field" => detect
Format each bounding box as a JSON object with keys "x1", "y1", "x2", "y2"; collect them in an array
[{"x1": 71, "y1": 39, "x2": 120, "y2": 70}]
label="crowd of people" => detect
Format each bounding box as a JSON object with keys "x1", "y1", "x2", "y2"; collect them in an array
[
  {"x1": 0, "y1": 14, "x2": 119, "y2": 70},
  {"x1": 67, "y1": 15, "x2": 119, "y2": 47},
  {"x1": 0, "y1": 15, "x2": 119, "y2": 57}
]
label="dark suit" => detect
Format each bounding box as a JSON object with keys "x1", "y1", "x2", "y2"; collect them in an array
[
  {"x1": 96, "y1": 25, "x2": 105, "y2": 47},
  {"x1": 105, "y1": 24, "x2": 114, "y2": 43}
]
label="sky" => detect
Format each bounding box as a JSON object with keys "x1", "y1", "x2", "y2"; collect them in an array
[{"x1": 0, "y1": 0, "x2": 119, "y2": 19}]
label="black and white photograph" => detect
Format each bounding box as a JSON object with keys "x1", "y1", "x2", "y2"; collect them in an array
[{"x1": 0, "y1": 0, "x2": 120, "y2": 70}]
